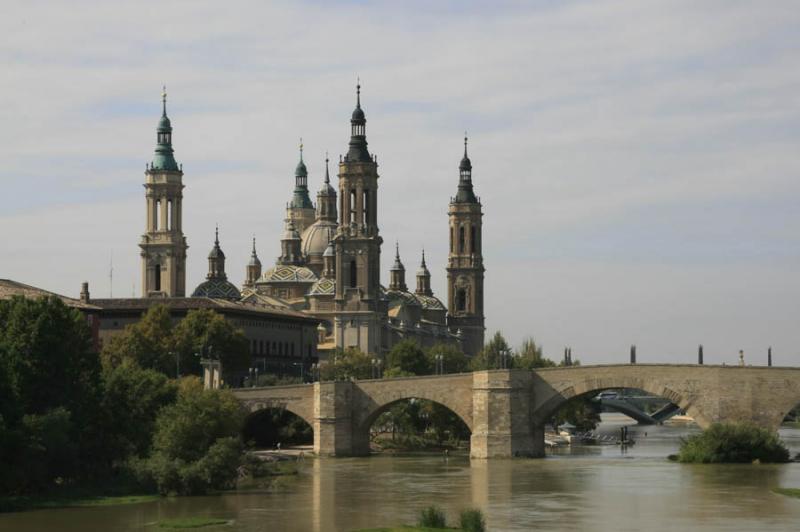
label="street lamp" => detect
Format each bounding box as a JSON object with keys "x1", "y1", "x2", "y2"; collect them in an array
[{"x1": 435, "y1": 354, "x2": 444, "y2": 375}]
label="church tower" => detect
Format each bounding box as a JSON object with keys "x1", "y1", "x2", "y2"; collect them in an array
[
  {"x1": 286, "y1": 141, "x2": 316, "y2": 234},
  {"x1": 139, "y1": 88, "x2": 188, "y2": 297},
  {"x1": 243, "y1": 236, "x2": 262, "y2": 289},
  {"x1": 446, "y1": 136, "x2": 485, "y2": 356},
  {"x1": 333, "y1": 82, "x2": 385, "y2": 354}
]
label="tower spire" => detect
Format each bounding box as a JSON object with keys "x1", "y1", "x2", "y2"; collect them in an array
[
  {"x1": 161, "y1": 85, "x2": 167, "y2": 117},
  {"x1": 416, "y1": 248, "x2": 432, "y2": 296},
  {"x1": 346, "y1": 79, "x2": 370, "y2": 162},
  {"x1": 389, "y1": 241, "x2": 406, "y2": 291},
  {"x1": 324, "y1": 151, "x2": 330, "y2": 184}
]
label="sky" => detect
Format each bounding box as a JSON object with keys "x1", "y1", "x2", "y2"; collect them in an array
[{"x1": 1, "y1": 0, "x2": 799, "y2": 365}]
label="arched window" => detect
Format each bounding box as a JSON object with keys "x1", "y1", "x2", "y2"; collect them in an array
[
  {"x1": 459, "y1": 226, "x2": 465, "y2": 253},
  {"x1": 350, "y1": 190, "x2": 357, "y2": 223},
  {"x1": 350, "y1": 259, "x2": 357, "y2": 288},
  {"x1": 456, "y1": 289, "x2": 466, "y2": 312},
  {"x1": 470, "y1": 225, "x2": 476, "y2": 253},
  {"x1": 155, "y1": 200, "x2": 161, "y2": 231},
  {"x1": 154, "y1": 263, "x2": 161, "y2": 291},
  {"x1": 167, "y1": 200, "x2": 173, "y2": 231},
  {"x1": 363, "y1": 189, "x2": 369, "y2": 225}
]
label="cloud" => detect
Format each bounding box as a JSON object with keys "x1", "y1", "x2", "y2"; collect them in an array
[{"x1": 1, "y1": 0, "x2": 799, "y2": 363}]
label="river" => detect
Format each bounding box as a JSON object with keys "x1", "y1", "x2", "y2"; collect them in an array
[{"x1": 3, "y1": 414, "x2": 800, "y2": 531}]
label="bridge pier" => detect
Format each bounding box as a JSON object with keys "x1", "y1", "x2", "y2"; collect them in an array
[
  {"x1": 471, "y1": 370, "x2": 539, "y2": 458},
  {"x1": 313, "y1": 381, "x2": 369, "y2": 457}
]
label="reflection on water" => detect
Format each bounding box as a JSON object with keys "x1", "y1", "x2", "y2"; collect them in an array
[{"x1": 3, "y1": 415, "x2": 800, "y2": 532}]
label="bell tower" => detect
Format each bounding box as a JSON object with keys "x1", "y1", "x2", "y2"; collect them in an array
[
  {"x1": 287, "y1": 140, "x2": 316, "y2": 234},
  {"x1": 446, "y1": 135, "x2": 485, "y2": 356},
  {"x1": 333, "y1": 82, "x2": 385, "y2": 354},
  {"x1": 139, "y1": 88, "x2": 188, "y2": 297}
]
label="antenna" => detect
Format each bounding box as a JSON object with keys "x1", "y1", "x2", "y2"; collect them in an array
[{"x1": 109, "y1": 252, "x2": 114, "y2": 298}]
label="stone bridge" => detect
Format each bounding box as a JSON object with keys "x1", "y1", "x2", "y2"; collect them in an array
[{"x1": 230, "y1": 365, "x2": 800, "y2": 458}]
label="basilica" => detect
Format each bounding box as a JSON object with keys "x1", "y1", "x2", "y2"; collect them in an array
[{"x1": 139, "y1": 85, "x2": 486, "y2": 357}]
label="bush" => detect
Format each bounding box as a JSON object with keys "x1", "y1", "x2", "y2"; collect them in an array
[
  {"x1": 418, "y1": 505, "x2": 447, "y2": 528},
  {"x1": 460, "y1": 508, "x2": 486, "y2": 532},
  {"x1": 677, "y1": 422, "x2": 790, "y2": 463},
  {"x1": 140, "y1": 379, "x2": 247, "y2": 495}
]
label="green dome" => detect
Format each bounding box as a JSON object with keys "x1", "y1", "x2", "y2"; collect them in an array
[{"x1": 295, "y1": 158, "x2": 308, "y2": 177}]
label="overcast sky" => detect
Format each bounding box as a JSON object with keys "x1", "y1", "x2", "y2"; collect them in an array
[{"x1": 2, "y1": 0, "x2": 799, "y2": 365}]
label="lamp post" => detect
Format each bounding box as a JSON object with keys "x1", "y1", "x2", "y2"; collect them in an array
[{"x1": 435, "y1": 354, "x2": 444, "y2": 375}]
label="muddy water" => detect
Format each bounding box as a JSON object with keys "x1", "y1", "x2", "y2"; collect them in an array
[{"x1": 3, "y1": 415, "x2": 800, "y2": 532}]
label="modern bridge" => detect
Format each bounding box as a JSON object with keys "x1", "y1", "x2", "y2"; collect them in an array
[{"x1": 225, "y1": 364, "x2": 800, "y2": 458}]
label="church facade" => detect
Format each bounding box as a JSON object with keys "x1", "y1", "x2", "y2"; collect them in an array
[{"x1": 144, "y1": 84, "x2": 486, "y2": 357}]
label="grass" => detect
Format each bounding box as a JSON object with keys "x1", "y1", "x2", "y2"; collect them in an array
[
  {"x1": 158, "y1": 517, "x2": 230, "y2": 528},
  {"x1": 0, "y1": 493, "x2": 160, "y2": 512},
  {"x1": 353, "y1": 528, "x2": 460, "y2": 531},
  {"x1": 773, "y1": 488, "x2": 800, "y2": 499}
]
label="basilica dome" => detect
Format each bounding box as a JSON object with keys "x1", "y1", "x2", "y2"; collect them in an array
[
  {"x1": 301, "y1": 220, "x2": 337, "y2": 259},
  {"x1": 191, "y1": 278, "x2": 241, "y2": 300},
  {"x1": 257, "y1": 264, "x2": 318, "y2": 284}
]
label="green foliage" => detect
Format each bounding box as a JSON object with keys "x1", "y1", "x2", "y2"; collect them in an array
[
  {"x1": 459, "y1": 508, "x2": 486, "y2": 532},
  {"x1": 242, "y1": 408, "x2": 313, "y2": 448},
  {"x1": 0, "y1": 296, "x2": 103, "y2": 495},
  {"x1": 512, "y1": 337, "x2": 556, "y2": 370},
  {"x1": 102, "y1": 305, "x2": 174, "y2": 374},
  {"x1": 417, "y1": 505, "x2": 447, "y2": 528},
  {"x1": 100, "y1": 361, "x2": 178, "y2": 458},
  {"x1": 426, "y1": 343, "x2": 470, "y2": 374},
  {"x1": 172, "y1": 308, "x2": 250, "y2": 374},
  {"x1": 140, "y1": 377, "x2": 247, "y2": 495},
  {"x1": 320, "y1": 347, "x2": 373, "y2": 381},
  {"x1": 773, "y1": 488, "x2": 800, "y2": 499},
  {"x1": 677, "y1": 422, "x2": 790, "y2": 463},
  {"x1": 372, "y1": 399, "x2": 470, "y2": 450},
  {"x1": 470, "y1": 331, "x2": 511, "y2": 370},
  {"x1": 255, "y1": 374, "x2": 303, "y2": 387},
  {"x1": 387, "y1": 340, "x2": 430, "y2": 376},
  {"x1": 552, "y1": 397, "x2": 601, "y2": 432},
  {"x1": 102, "y1": 306, "x2": 249, "y2": 378},
  {"x1": 158, "y1": 516, "x2": 229, "y2": 528}
]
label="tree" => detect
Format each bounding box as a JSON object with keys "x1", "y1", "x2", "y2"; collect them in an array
[
  {"x1": 0, "y1": 296, "x2": 104, "y2": 494},
  {"x1": 386, "y1": 340, "x2": 430, "y2": 377},
  {"x1": 320, "y1": 347, "x2": 373, "y2": 381},
  {"x1": 513, "y1": 337, "x2": 556, "y2": 370},
  {"x1": 102, "y1": 306, "x2": 250, "y2": 378},
  {"x1": 470, "y1": 331, "x2": 511, "y2": 370},
  {"x1": 100, "y1": 360, "x2": 178, "y2": 460},
  {"x1": 172, "y1": 309, "x2": 250, "y2": 376},
  {"x1": 142, "y1": 377, "x2": 246, "y2": 495},
  {"x1": 101, "y1": 305, "x2": 174, "y2": 375},
  {"x1": 426, "y1": 343, "x2": 470, "y2": 374}
]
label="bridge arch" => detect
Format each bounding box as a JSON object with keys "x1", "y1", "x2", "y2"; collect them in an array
[
  {"x1": 358, "y1": 396, "x2": 474, "y2": 437},
  {"x1": 531, "y1": 373, "x2": 711, "y2": 429},
  {"x1": 242, "y1": 400, "x2": 315, "y2": 429},
  {"x1": 355, "y1": 376, "x2": 474, "y2": 435}
]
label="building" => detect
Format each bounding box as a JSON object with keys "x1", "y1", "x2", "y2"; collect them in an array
[{"x1": 238, "y1": 83, "x2": 486, "y2": 356}]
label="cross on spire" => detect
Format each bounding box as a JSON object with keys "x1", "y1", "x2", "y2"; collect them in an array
[{"x1": 161, "y1": 85, "x2": 167, "y2": 116}]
